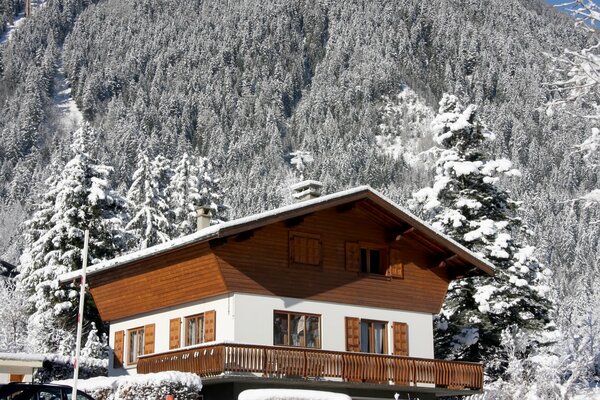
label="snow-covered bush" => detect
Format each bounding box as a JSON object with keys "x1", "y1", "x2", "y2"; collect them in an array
[
  {"x1": 56, "y1": 372, "x2": 202, "y2": 400},
  {"x1": 34, "y1": 354, "x2": 108, "y2": 383}
]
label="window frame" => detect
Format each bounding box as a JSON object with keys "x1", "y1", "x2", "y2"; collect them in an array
[
  {"x1": 359, "y1": 319, "x2": 389, "y2": 354},
  {"x1": 359, "y1": 242, "x2": 388, "y2": 276},
  {"x1": 273, "y1": 310, "x2": 322, "y2": 349},
  {"x1": 184, "y1": 313, "x2": 205, "y2": 347},
  {"x1": 126, "y1": 326, "x2": 145, "y2": 365}
]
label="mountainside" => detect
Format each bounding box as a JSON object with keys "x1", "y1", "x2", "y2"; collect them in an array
[{"x1": 1, "y1": 0, "x2": 600, "y2": 394}]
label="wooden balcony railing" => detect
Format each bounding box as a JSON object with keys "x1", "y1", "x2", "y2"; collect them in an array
[{"x1": 137, "y1": 343, "x2": 483, "y2": 391}]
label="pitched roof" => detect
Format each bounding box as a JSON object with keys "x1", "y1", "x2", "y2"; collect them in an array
[{"x1": 59, "y1": 186, "x2": 494, "y2": 282}]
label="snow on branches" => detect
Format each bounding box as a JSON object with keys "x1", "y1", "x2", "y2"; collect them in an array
[{"x1": 411, "y1": 94, "x2": 552, "y2": 379}]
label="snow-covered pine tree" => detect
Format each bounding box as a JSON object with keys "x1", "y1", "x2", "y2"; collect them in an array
[
  {"x1": 125, "y1": 153, "x2": 172, "y2": 248},
  {"x1": 411, "y1": 94, "x2": 553, "y2": 378},
  {"x1": 196, "y1": 155, "x2": 228, "y2": 223},
  {"x1": 16, "y1": 123, "x2": 127, "y2": 354},
  {"x1": 0, "y1": 277, "x2": 28, "y2": 352},
  {"x1": 167, "y1": 153, "x2": 203, "y2": 237},
  {"x1": 81, "y1": 322, "x2": 108, "y2": 359}
]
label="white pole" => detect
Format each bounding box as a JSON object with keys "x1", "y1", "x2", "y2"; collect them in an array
[{"x1": 72, "y1": 230, "x2": 89, "y2": 399}]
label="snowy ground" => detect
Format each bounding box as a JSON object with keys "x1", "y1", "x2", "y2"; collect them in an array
[
  {"x1": 52, "y1": 57, "x2": 83, "y2": 132},
  {"x1": 0, "y1": 11, "x2": 26, "y2": 44}
]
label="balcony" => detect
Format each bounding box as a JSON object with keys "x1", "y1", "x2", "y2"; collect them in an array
[{"x1": 137, "y1": 343, "x2": 483, "y2": 391}]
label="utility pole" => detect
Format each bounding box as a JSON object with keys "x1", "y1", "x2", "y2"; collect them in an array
[{"x1": 25, "y1": 0, "x2": 31, "y2": 18}]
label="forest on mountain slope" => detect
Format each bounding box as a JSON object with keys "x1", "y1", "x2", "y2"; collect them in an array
[{"x1": 1, "y1": 0, "x2": 599, "y2": 396}]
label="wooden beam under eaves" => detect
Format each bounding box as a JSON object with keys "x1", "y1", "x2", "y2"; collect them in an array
[
  {"x1": 234, "y1": 230, "x2": 256, "y2": 242},
  {"x1": 209, "y1": 237, "x2": 228, "y2": 248},
  {"x1": 284, "y1": 215, "x2": 305, "y2": 228},
  {"x1": 437, "y1": 254, "x2": 458, "y2": 269},
  {"x1": 336, "y1": 202, "x2": 356, "y2": 213}
]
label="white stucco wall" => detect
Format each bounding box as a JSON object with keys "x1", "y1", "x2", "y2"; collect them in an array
[
  {"x1": 232, "y1": 293, "x2": 434, "y2": 359},
  {"x1": 108, "y1": 293, "x2": 234, "y2": 375},
  {"x1": 108, "y1": 292, "x2": 434, "y2": 376}
]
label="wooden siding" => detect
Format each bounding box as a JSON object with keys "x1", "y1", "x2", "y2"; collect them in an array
[
  {"x1": 213, "y1": 206, "x2": 451, "y2": 313},
  {"x1": 88, "y1": 243, "x2": 227, "y2": 321}
]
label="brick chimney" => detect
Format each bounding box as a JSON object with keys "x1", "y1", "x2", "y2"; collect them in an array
[
  {"x1": 290, "y1": 180, "x2": 323, "y2": 202},
  {"x1": 197, "y1": 207, "x2": 213, "y2": 231}
]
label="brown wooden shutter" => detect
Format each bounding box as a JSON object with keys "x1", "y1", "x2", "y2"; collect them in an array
[
  {"x1": 290, "y1": 232, "x2": 322, "y2": 266},
  {"x1": 393, "y1": 322, "x2": 409, "y2": 356},
  {"x1": 307, "y1": 237, "x2": 321, "y2": 265},
  {"x1": 204, "y1": 310, "x2": 216, "y2": 342},
  {"x1": 345, "y1": 242, "x2": 360, "y2": 272},
  {"x1": 113, "y1": 330, "x2": 124, "y2": 368},
  {"x1": 169, "y1": 318, "x2": 181, "y2": 349},
  {"x1": 144, "y1": 324, "x2": 155, "y2": 355},
  {"x1": 387, "y1": 248, "x2": 404, "y2": 278},
  {"x1": 345, "y1": 317, "x2": 360, "y2": 352}
]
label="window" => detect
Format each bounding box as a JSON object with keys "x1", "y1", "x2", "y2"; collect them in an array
[
  {"x1": 346, "y1": 317, "x2": 408, "y2": 355},
  {"x1": 184, "y1": 310, "x2": 216, "y2": 346},
  {"x1": 273, "y1": 311, "x2": 321, "y2": 348},
  {"x1": 360, "y1": 320, "x2": 388, "y2": 354},
  {"x1": 360, "y1": 248, "x2": 383, "y2": 274},
  {"x1": 346, "y1": 242, "x2": 403, "y2": 278},
  {"x1": 185, "y1": 314, "x2": 205, "y2": 346},
  {"x1": 127, "y1": 327, "x2": 144, "y2": 364},
  {"x1": 289, "y1": 232, "x2": 322, "y2": 267}
]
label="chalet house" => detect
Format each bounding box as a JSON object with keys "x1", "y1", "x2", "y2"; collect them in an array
[{"x1": 61, "y1": 184, "x2": 494, "y2": 400}]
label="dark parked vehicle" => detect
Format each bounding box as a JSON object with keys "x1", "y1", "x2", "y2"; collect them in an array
[{"x1": 0, "y1": 383, "x2": 94, "y2": 400}]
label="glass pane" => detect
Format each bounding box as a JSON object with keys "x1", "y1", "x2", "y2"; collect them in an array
[
  {"x1": 39, "y1": 389, "x2": 62, "y2": 400},
  {"x1": 360, "y1": 321, "x2": 369, "y2": 353},
  {"x1": 306, "y1": 316, "x2": 320, "y2": 348},
  {"x1": 290, "y1": 315, "x2": 305, "y2": 346},
  {"x1": 187, "y1": 318, "x2": 196, "y2": 346},
  {"x1": 273, "y1": 313, "x2": 288, "y2": 345},
  {"x1": 198, "y1": 316, "x2": 205, "y2": 343},
  {"x1": 360, "y1": 248, "x2": 368, "y2": 273},
  {"x1": 370, "y1": 250, "x2": 381, "y2": 274},
  {"x1": 128, "y1": 331, "x2": 137, "y2": 363},
  {"x1": 373, "y1": 322, "x2": 385, "y2": 354},
  {"x1": 137, "y1": 330, "x2": 144, "y2": 356},
  {"x1": 66, "y1": 393, "x2": 93, "y2": 400}
]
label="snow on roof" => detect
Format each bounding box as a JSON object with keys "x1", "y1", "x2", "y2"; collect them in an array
[
  {"x1": 239, "y1": 389, "x2": 352, "y2": 400},
  {"x1": 0, "y1": 353, "x2": 107, "y2": 368},
  {"x1": 0, "y1": 352, "x2": 46, "y2": 362},
  {"x1": 59, "y1": 185, "x2": 494, "y2": 283}
]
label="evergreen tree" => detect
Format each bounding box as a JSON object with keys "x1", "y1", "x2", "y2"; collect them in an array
[
  {"x1": 16, "y1": 123, "x2": 127, "y2": 353},
  {"x1": 125, "y1": 153, "x2": 172, "y2": 248},
  {"x1": 0, "y1": 277, "x2": 28, "y2": 352},
  {"x1": 411, "y1": 94, "x2": 553, "y2": 378},
  {"x1": 167, "y1": 153, "x2": 202, "y2": 237}
]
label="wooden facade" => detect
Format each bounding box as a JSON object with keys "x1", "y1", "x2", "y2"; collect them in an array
[{"x1": 88, "y1": 195, "x2": 490, "y2": 322}]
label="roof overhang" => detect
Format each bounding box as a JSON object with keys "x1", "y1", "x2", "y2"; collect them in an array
[
  {"x1": 59, "y1": 186, "x2": 494, "y2": 283},
  {"x1": 0, "y1": 353, "x2": 45, "y2": 374}
]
